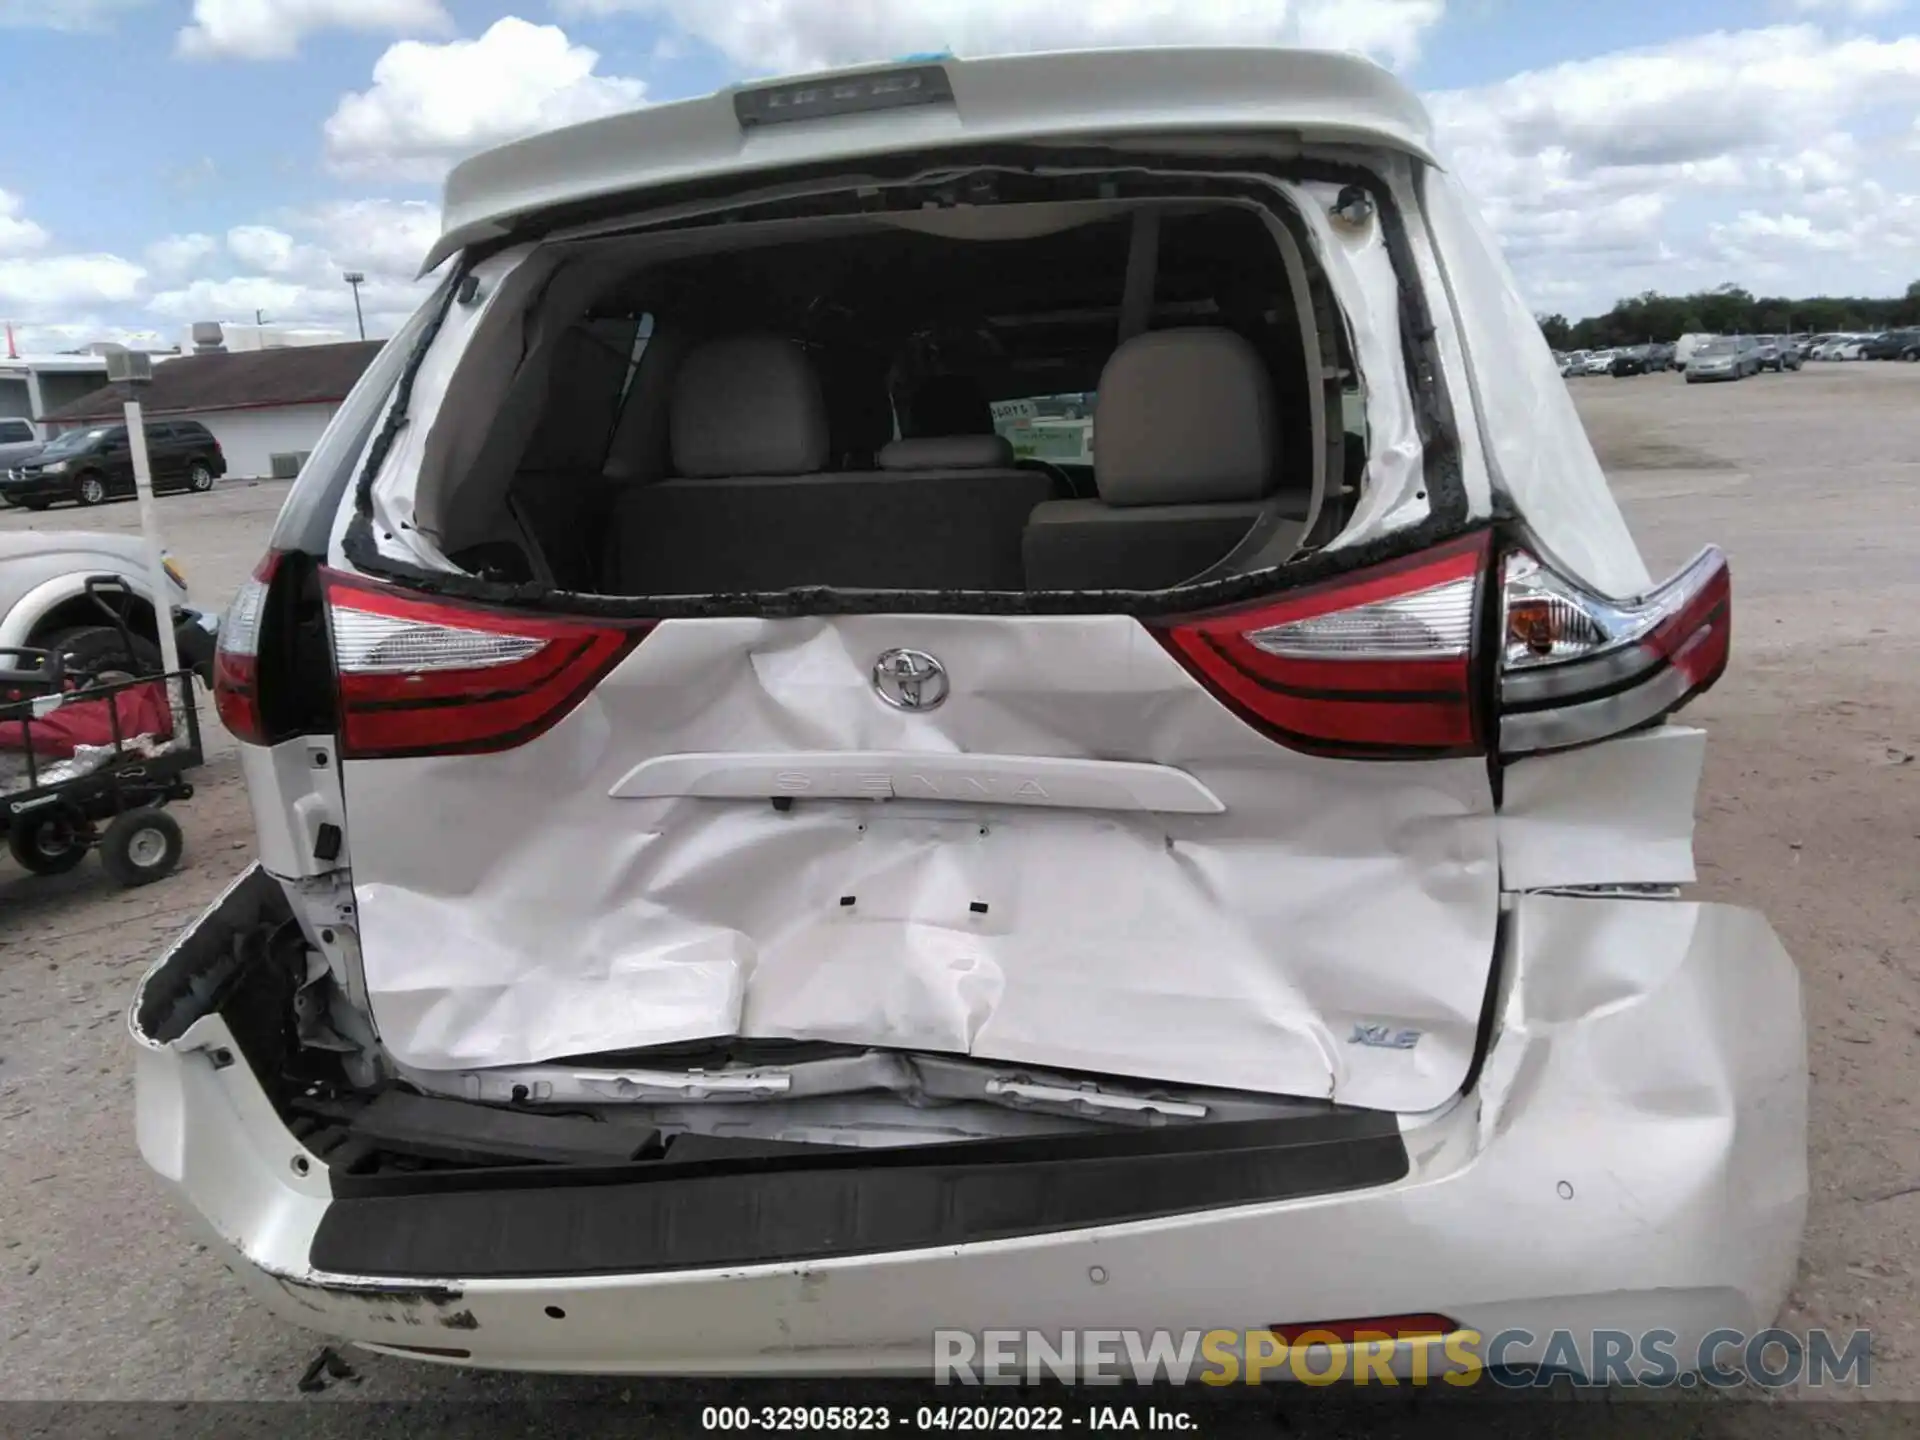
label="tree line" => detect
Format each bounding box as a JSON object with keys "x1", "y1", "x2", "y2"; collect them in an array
[{"x1": 1537, "y1": 281, "x2": 1920, "y2": 350}]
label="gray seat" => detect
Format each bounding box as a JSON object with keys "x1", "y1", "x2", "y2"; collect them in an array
[
  {"x1": 1022, "y1": 329, "x2": 1293, "y2": 591},
  {"x1": 608, "y1": 336, "x2": 1058, "y2": 594}
]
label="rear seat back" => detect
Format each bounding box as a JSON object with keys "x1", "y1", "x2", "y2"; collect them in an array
[
  {"x1": 1022, "y1": 329, "x2": 1285, "y2": 591},
  {"x1": 608, "y1": 336, "x2": 1060, "y2": 594}
]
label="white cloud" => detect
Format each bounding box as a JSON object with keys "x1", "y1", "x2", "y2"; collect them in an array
[
  {"x1": 0, "y1": 191, "x2": 144, "y2": 332},
  {"x1": 177, "y1": 0, "x2": 451, "y2": 60},
  {"x1": 1293, "y1": 0, "x2": 1444, "y2": 66},
  {"x1": 145, "y1": 232, "x2": 221, "y2": 275},
  {"x1": 0, "y1": 253, "x2": 146, "y2": 309},
  {"x1": 323, "y1": 17, "x2": 646, "y2": 180},
  {"x1": 0, "y1": 0, "x2": 147, "y2": 31},
  {"x1": 1429, "y1": 25, "x2": 1920, "y2": 311},
  {"x1": 15, "y1": 320, "x2": 169, "y2": 352},
  {"x1": 146, "y1": 274, "x2": 315, "y2": 321},
  {"x1": 145, "y1": 200, "x2": 443, "y2": 336},
  {"x1": 0, "y1": 189, "x2": 49, "y2": 256},
  {"x1": 1711, "y1": 210, "x2": 1863, "y2": 253},
  {"x1": 299, "y1": 198, "x2": 440, "y2": 278},
  {"x1": 226, "y1": 223, "x2": 309, "y2": 274},
  {"x1": 558, "y1": 0, "x2": 1446, "y2": 73}
]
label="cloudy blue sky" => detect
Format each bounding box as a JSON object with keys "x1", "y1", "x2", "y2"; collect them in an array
[{"x1": 2, "y1": 0, "x2": 1918, "y2": 349}]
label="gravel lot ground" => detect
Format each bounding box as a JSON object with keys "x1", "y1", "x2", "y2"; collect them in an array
[{"x1": 0, "y1": 366, "x2": 1915, "y2": 1428}]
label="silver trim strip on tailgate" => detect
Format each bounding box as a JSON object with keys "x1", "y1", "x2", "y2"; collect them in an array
[{"x1": 609, "y1": 751, "x2": 1227, "y2": 813}]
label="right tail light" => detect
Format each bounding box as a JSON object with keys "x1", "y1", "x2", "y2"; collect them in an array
[
  {"x1": 1497, "y1": 545, "x2": 1729, "y2": 756},
  {"x1": 1151, "y1": 532, "x2": 1728, "y2": 761}
]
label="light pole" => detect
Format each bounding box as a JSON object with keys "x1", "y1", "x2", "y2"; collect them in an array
[
  {"x1": 103, "y1": 349, "x2": 185, "y2": 720},
  {"x1": 343, "y1": 271, "x2": 366, "y2": 341}
]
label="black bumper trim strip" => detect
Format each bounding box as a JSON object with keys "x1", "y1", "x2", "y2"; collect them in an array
[{"x1": 310, "y1": 1112, "x2": 1409, "y2": 1280}]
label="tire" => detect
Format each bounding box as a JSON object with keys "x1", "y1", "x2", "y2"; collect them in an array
[
  {"x1": 42, "y1": 625, "x2": 162, "y2": 687},
  {"x1": 186, "y1": 461, "x2": 215, "y2": 493},
  {"x1": 75, "y1": 471, "x2": 107, "y2": 506},
  {"x1": 99, "y1": 807, "x2": 184, "y2": 887},
  {"x1": 8, "y1": 809, "x2": 90, "y2": 876}
]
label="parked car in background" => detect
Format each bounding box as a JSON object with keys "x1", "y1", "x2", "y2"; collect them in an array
[
  {"x1": 0, "y1": 417, "x2": 44, "y2": 474},
  {"x1": 0, "y1": 529, "x2": 218, "y2": 683},
  {"x1": 1673, "y1": 333, "x2": 1717, "y2": 372},
  {"x1": 1754, "y1": 337, "x2": 1801, "y2": 373},
  {"x1": 133, "y1": 45, "x2": 1806, "y2": 1386},
  {"x1": 1861, "y1": 329, "x2": 1919, "y2": 361},
  {"x1": 1685, "y1": 335, "x2": 1760, "y2": 382},
  {"x1": 0, "y1": 420, "x2": 226, "y2": 510},
  {"x1": 1557, "y1": 349, "x2": 1588, "y2": 377},
  {"x1": 1609, "y1": 345, "x2": 1648, "y2": 376},
  {"x1": 1610, "y1": 344, "x2": 1671, "y2": 376},
  {"x1": 1902, "y1": 334, "x2": 1920, "y2": 362},
  {"x1": 1581, "y1": 349, "x2": 1616, "y2": 375}
]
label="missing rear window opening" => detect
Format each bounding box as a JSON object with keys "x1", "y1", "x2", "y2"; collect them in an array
[{"x1": 346, "y1": 160, "x2": 1462, "y2": 617}]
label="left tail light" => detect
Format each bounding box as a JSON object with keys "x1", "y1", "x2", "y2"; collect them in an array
[
  {"x1": 212, "y1": 551, "x2": 280, "y2": 744},
  {"x1": 321, "y1": 570, "x2": 648, "y2": 759}
]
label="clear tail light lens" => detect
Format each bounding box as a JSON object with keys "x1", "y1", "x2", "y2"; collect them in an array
[
  {"x1": 1497, "y1": 545, "x2": 1730, "y2": 756},
  {"x1": 322, "y1": 570, "x2": 647, "y2": 759},
  {"x1": 1149, "y1": 532, "x2": 1489, "y2": 758},
  {"x1": 212, "y1": 551, "x2": 279, "y2": 744},
  {"x1": 1150, "y1": 531, "x2": 1729, "y2": 762}
]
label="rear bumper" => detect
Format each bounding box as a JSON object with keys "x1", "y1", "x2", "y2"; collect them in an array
[{"x1": 130, "y1": 881, "x2": 1806, "y2": 1379}]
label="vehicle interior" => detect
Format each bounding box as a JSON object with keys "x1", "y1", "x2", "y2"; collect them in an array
[{"x1": 410, "y1": 185, "x2": 1365, "y2": 598}]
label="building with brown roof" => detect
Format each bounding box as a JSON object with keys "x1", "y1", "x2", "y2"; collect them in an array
[{"x1": 41, "y1": 340, "x2": 382, "y2": 481}]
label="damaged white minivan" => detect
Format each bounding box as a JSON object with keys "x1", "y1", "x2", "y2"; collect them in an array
[{"x1": 131, "y1": 48, "x2": 1807, "y2": 1380}]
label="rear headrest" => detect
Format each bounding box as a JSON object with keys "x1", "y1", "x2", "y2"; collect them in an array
[
  {"x1": 670, "y1": 335, "x2": 829, "y2": 478},
  {"x1": 1093, "y1": 329, "x2": 1277, "y2": 507},
  {"x1": 876, "y1": 435, "x2": 1015, "y2": 471},
  {"x1": 905, "y1": 374, "x2": 995, "y2": 437}
]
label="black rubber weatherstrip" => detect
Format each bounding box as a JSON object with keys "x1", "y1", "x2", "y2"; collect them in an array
[{"x1": 310, "y1": 1111, "x2": 1408, "y2": 1280}]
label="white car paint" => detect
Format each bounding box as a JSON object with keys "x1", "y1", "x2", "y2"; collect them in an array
[
  {"x1": 133, "y1": 879, "x2": 1804, "y2": 1377},
  {"x1": 423, "y1": 48, "x2": 1438, "y2": 274},
  {"x1": 131, "y1": 46, "x2": 1805, "y2": 1383}
]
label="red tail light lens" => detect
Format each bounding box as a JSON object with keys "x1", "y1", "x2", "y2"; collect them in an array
[
  {"x1": 212, "y1": 551, "x2": 280, "y2": 744},
  {"x1": 1497, "y1": 545, "x2": 1730, "y2": 756},
  {"x1": 1149, "y1": 532, "x2": 1490, "y2": 758},
  {"x1": 322, "y1": 570, "x2": 646, "y2": 759}
]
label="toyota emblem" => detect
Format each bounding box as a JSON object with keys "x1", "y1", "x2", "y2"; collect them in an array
[{"x1": 872, "y1": 648, "x2": 949, "y2": 711}]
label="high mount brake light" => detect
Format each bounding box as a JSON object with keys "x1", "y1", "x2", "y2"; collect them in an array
[
  {"x1": 1149, "y1": 533, "x2": 1490, "y2": 759},
  {"x1": 1497, "y1": 544, "x2": 1730, "y2": 756},
  {"x1": 1150, "y1": 532, "x2": 1729, "y2": 762},
  {"x1": 212, "y1": 551, "x2": 280, "y2": 745},
  {"x1": 321, "y1": 571, "x2": 647, "y2": 759}
]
